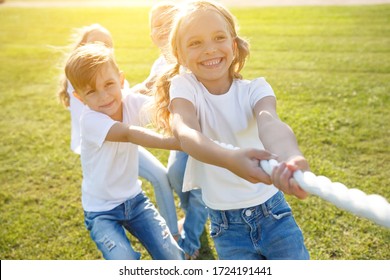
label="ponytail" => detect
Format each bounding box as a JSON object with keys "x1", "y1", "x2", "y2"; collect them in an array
[
  {"x1": 152, "y1": 63, "x2": 181, "y2": 134},
  {"x1": 57, "y1": 74, "x2": 70, "y2": 108},
  {"x1": 231, "y1": 36, "x2": 250, "y2": 79}
]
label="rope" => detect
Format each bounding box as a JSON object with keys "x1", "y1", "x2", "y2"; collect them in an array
[
  {"x1": 214, "y1": 140, "x2": 390, "y2": 228},
  {"x1": 260, "y1": 159, "x2": 390, "y2": 228}
]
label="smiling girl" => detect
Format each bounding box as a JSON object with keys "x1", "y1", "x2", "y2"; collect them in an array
[{"x1": 153, "y1": 0, "x2": 310, "y2": 260}]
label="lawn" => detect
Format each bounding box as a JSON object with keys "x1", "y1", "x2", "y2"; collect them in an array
[{"x1": 0, "y1": 2, "x2": 389, "y2": 260}]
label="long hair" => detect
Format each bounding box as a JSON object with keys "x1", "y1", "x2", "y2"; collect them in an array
[{"x1": 153, "y1": 0, "x2": 250, "y2": 133}]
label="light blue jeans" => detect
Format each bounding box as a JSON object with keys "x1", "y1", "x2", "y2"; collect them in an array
[
  {"x1": 84, "y1": 192, "x2": 184, "y2": 260},
  {"x1": 167, "y1": 151, "x2": 208, "y2": 256},
  {"x1": 138, "y1": 147, "x2": 179, "y2": 236},
  {"x1": 208, "y1": 191, "x2": 310, "y2": 260}
]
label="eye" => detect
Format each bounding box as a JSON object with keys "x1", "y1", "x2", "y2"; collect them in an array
[
  {"x1": 188, "y1": 40, "x2": 201, "y2": 47},
  {"x1": 215, "y1": 34, "x2": 227, "y2": 41},
  {"x1": 85, "y1": 89, "x2": 95, "y2": 96},
  {"x1": 105, "y1": 81, "x2": 115, "y2": 87}
]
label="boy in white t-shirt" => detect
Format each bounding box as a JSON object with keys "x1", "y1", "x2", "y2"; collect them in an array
[
  {"x1": 57, "y1": 23, "x2": 180, "y2": 240},
  {"x1": 64, "y1": 42, "x2": 183, "y2": 260}
]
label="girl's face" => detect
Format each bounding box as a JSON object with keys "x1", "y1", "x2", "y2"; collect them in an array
[
  {"x1": 150, "y1": 9, "x2": 172, "y2": 49},
  {"x1": 177, "y1": 9, "x2": 235, "y2": 94},
  {"x1": 77, "y1": 63, "x2": 124, "y2": 121}
]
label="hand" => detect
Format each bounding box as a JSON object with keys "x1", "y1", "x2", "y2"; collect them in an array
[
  {"x1": 228, "y1": 148, "x2": 276, "y2": 184},
  {"x1": 271, "y1": 155, "x2": 309, "y2": 199}
]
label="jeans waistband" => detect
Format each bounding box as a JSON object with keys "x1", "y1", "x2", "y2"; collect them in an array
[{"x1": 208, "y1": 191, "x2": 285, "y2": 225}]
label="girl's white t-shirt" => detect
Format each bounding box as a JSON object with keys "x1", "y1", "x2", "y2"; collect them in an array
[
  {"x1": 169, "y1": 73, "x2": 279, "y2": 210},
  {"x1": 148, "y1": 55, "x2": 169, "y2": 81},
  {"x1": 80, "y1": 91, "x2": 150, "y2": 212}
]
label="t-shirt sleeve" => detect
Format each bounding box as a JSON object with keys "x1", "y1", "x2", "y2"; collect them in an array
[
  {"x1": 248, "y1": 77, "x2": 276, "y2": 108},
  {"x1": 169, "y1": 75, "x2": 196, "y2": 110},
  {"x1": 80, "y1": 109, "x2": 117, "y2": 148}
]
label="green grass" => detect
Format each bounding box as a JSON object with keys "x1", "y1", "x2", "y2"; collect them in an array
[{"x1": 0, "y1": 4, "x2": 389, "y2": 260}]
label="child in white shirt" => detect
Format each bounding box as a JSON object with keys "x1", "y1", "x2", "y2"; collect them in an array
[
  {"x1": 153, "y1": 0, "x2": 309, "y2": 260},
  {"x1": 65, "y1": 42, "x2": 183, "y2": 260}
]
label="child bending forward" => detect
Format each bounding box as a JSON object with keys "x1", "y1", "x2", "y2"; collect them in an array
[{"x1": 65, "y1": 42, "x2": 183, "y2": 260}]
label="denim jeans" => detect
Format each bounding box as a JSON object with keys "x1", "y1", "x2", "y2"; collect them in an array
[
  {"x1": 84, "y1": 192, "x2": 184, "y2": 260},
  {"x1": 208, "y1": 191, "x2": 309, "y2": 260},
  {"x1": 138, "y1": 147, "x2": 179, "y2": 236},
  {"x1": 167, "y1": 151, "x2": 208, "y2": 256}
]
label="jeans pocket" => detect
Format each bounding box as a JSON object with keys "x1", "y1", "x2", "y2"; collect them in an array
[
  {"x1": 210, "y1": 221, "x2": 224, "y2": 239},
  {"x1": 269, "y1": 200, "x2": 293, "y2": 220}
]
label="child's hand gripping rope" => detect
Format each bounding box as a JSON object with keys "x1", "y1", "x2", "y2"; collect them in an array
[{"x1": 215, "y1": 140, "x2": 390, "y2": 228}]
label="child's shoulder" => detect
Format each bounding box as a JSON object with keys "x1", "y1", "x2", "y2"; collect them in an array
[
  {"x1": 122, "y1": 89, "x2": 151, "y2": 108},
  {"x1": 171, "y1": 71, "x2": 197, "y2": 86},
  {"x1": 235, "y1": 77, "x2": 269, "y2": 87},
  {"x1": 234, "y1": 77, "x2": 274, "y2": 98}
]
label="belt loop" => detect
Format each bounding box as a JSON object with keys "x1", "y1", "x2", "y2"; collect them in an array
[
  {"x1": 261, "y1": 202, "x2": 269, "y2": 217},
  {"x1": 221, "y1": 211, "x2": 228, "y2": 229}
]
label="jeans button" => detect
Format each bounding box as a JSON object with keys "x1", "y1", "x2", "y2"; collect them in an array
[{"x1": 245, "y1": 209, "x2": 252, "y2": 216}]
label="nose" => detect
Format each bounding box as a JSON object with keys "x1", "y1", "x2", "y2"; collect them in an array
[
  {"x1": 96, "y1": 89, "x2": 109, "y2": 101},
  {"x1": 204, "y1": 41, "x2": 217, "y2": 55}
]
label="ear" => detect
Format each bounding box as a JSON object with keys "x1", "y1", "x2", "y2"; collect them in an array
[
  {"x1": 232, "y1": 38, "x2": 238, "y2": 58},
  {"x1": 119, "y1": 71, "x2": 125, "y2": 88},
  {"x1": 178, "y1": 55, "x2": 186, "y2": 68},
  {"x1": 176, "y1": 48, "x2": 185, "y2": 67},
  {"x1": 72, "y1": 91, "x2": 85, "y2": 104}
]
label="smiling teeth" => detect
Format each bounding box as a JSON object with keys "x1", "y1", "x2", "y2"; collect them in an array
[{"x1": 202, "y1": 58, "x2": 221, "y2": 66}]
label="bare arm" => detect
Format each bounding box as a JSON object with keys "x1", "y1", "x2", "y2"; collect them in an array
[
  {"x1": 105, "y1": 122, "x2": 181, "y2": 151},
  {"x1": 170, "y1": 98, "x2": 274, "y2": 184},
  {"x1": 255, "y1": 96, "x2": 309, "y2": 199},
  {"x1": 255, "y1": 96, "x2": 302, "y2": 160}
]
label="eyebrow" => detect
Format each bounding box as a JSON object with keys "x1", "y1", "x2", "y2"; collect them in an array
[{"x1": 185, "y1": 30, "x2": 228, "y2": 41}]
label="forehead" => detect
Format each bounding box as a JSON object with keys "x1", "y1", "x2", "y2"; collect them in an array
[
  {"x1": 179, "y1": 9, "x2": 229, "y2": 39},
  {"x1": 151, "y1": 6, "x2": 174, "y2": 26},
  {"x1": 80, "y1": 62, "x2": 118, "y2": 91}
]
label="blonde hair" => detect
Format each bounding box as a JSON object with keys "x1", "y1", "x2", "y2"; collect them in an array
[
  {"x1": 153, "y1": 0, "x2": 250, "y2": 133},
  {"x1": 149, "y1": 1, "x2": 178, "y2": 61},
  {"x1": 65, "y1": 43, "x2": 119, "y2": 96},
  {"x1": 57, "y1": 24, "x2": 113, "y2": 107},
  {"x1": 149, "y1": 1, "x2": 176, "y2": 26}
]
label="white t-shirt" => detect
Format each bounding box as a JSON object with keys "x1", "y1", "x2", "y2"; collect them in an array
[
  {"x1": 67, "y1": 81, "x2": 84, "y2": 154},
  {"x1": 80, "y1": 91, "x2": 150, "y2": 212},
  {"x1": 169, "y1": 73, "x2": 279, "y2": 210},
  {"x1": 147, "y1": 55, "x2": 169, "y2": 80}
]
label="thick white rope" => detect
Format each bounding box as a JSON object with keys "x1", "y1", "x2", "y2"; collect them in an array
[{"x1": 215, "y1": 141, "x2": 390, "y2": 228}]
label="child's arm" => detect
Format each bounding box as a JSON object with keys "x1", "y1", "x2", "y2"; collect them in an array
[
  {"x1": 254, "y1": 96, "x2": 309, "y2": 199},
  {"x1": 105, "y1": 122, "x2": 180, "y2": 151},
  {"x1": 170, "y1": 98, "x2": 274, "y2": 184}
]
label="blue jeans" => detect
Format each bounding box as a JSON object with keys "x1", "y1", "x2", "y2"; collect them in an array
[
  {"x1": 138, "y1": 147, "x2": 179, "y2": 236},
  {"x1": 84, "y1": 192, "x2": 184, "y2": 260},
  {"x1": 208, "y1": 191, "x2": 309, "y2": 260},
  {"x1": 167, "y1": 151, "x2": 208, "y2": 256}
]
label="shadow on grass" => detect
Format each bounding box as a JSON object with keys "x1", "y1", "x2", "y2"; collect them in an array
[{"x1": 198, "y1": 227, "x2": 217, "y2": 260}]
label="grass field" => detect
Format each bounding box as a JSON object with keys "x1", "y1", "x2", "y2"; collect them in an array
[{"x1": 0, "y1": 2, "x2": 389, "y2": 260}]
